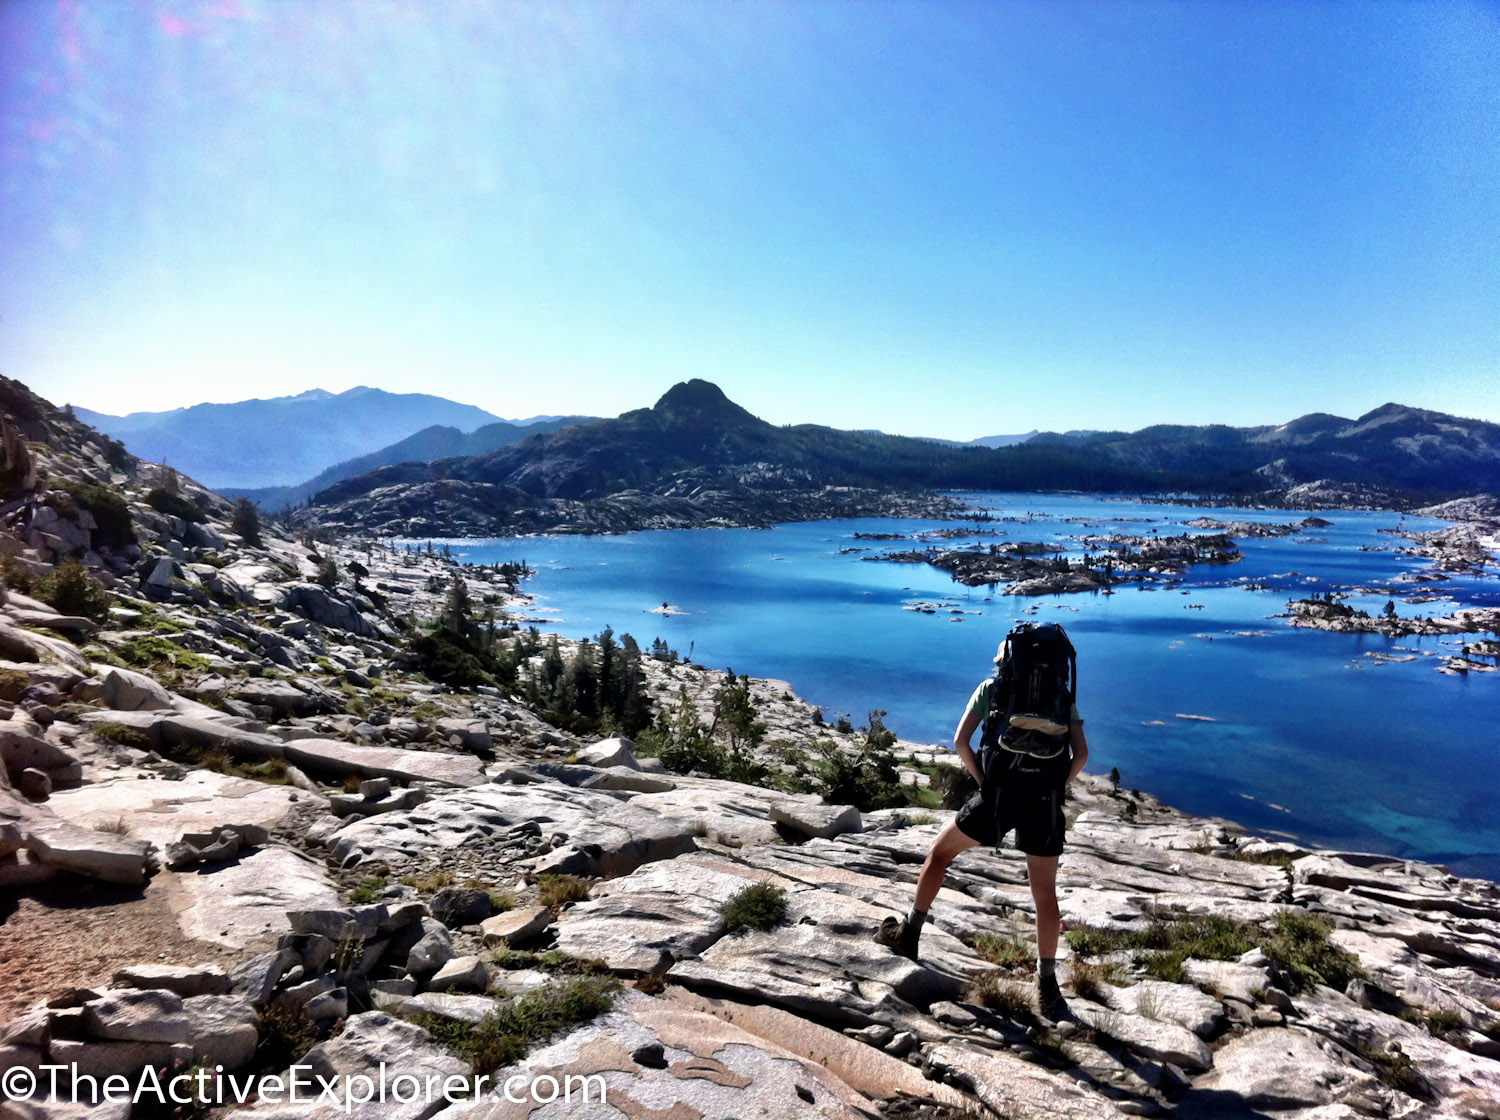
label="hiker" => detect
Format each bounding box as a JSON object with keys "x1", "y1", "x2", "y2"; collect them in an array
[{"x1": 879, "y1": 622, "x2": 1089, "y2": 1018}]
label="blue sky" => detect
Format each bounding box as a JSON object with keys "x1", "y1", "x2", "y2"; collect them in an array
[{"x1": 2, "y1": 0, "x2": 1497, "y2": 439}]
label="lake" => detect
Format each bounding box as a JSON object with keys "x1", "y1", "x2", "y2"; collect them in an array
[{"x1": 421, "y1": 493, "x2": 1500, "y2": 881}]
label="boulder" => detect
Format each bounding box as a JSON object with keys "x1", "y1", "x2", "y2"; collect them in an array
[
  {"x1": 1178, "y1": 1027, "x2": 1381, "y2": 1114},
  {"x1": 278, "y1": 582, "x2": 388, "y2": 639},
  {"x1": 82, "y1": 988, "x2": 190, "y2": 1043},
  {"x1": 425, "y1": 956, "x2": 488, "y2": 994},
  {"x1": 389, "y1": 992, "x2": 503, "y2": 1026},
  {"x1": 287, "y1": 906, "x2": 384, "y2": 942},
  {"x1": 300, "y1": 1012, "x2": 468, "y2": 1120},
  {"x1": 429, "y1": 887, "x2": 492, "y2": 928},
  {"x1": 0, "y1": 622, "x2": 90, "y2": 671},
  {"x1": 18, "y1": 767, "x2": 50, "y2": 800},
  {"x1": 175, "y1": 846, "x2": 341, "y2": 949},
  {"x1": 580, "y1": 766, "x2": 676, "y2": 793},
  {"x1": 576, "y1": 736, "x2": 639, "y2": 769},
  {"x1": 329, "y1": 786, "x2": 427, "y2": 818},
  {"x1": 45, "y1": 1038, "x2": 175, "y2": 1082},
  {"x1": 0, "y1": 660, "x2": 86, "y2": 695},
  {"x1": 531, "y1": 804, "x2": 698, "y2": 879},
  {"x1": 283, "y1": 739, "x2": 486, "y2": 788},
  {"x1": 667, "y1": 987, "x2": 972, "y2": 1108},
  {"x1": 231, "y1": 677, "x2": 324, "y2": 716},
  {"x1": 112, "y1": 963, "x2": 233, "y2": 998},
  {"x1": 1181, "y1": 957, "x2": 1273, "y2": 1005},
  {"x1": 429, "y1": 989, "x2": 881, "y2": 1120},
  {"x1": 230, "y1": 949, "x2": 300, "y2": 1007},
  {"x1": 305, "y1": 987, "x2": 350, "y2": 1021},
  {"x1": 1103, "y1": 979, "x2": 1225, "y2": 1038},
  {"x1": 671, "y1": 882, "x2": 969, "y2": 1026},
  {"x1": 1, "y1": 1005, "x2": 50, "y2": 1046},
  {"x1": 549, "y1": 857, "x2": 755, "y2": 973},
  {"x1": 480, "y1": 906, "x2": 551, "y2": 949},
  {"x1": 183, "y1": 994, "x2": 258, "y2": 1070},
  {"x1": 406, "y1": 920, "x2": 456, "y2": 979},
  {"x1": 770, "y1": 799, "x2": 863, "y2": 840},
  {"x1": 71, "y1": 666, "x2": 175, "y2": 711},
  {"x1": 23, "y1": 821, "x2": 153, "y2": 885},
  {"x1": 6, "y1": 609, "x2": 98, "y2": 635},
  {"x1": 435, "y1": 718, "x2": 490, "y2": 751},
  {"x1": 0, "y1": 714, "x2": 77, "y2": 776},
  {"x1": 928, "y1": 1043, "x2": 1135, "y2": 1120},
  {"x1": 1070, "y1": 1001, "x2": 1213, "y2": 1072}
]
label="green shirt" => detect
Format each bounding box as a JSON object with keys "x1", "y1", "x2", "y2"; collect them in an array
[{"x1": 966, "y1": 678, "x2": 1083, "y2": 724}]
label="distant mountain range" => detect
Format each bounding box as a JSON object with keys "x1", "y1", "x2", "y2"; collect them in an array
[
  {"x1": 74, "y1": 387, "x2": 510, "y2": 489},
  {"x1": 295, "y1": 381, "x2": 1500, "y2": 537},
  {"x1": 1029, "y1": 404, "x2": 1500, "y2": 494},
  {"x1": 223, "y1": 415, "x2": 592, "y2": 512}
]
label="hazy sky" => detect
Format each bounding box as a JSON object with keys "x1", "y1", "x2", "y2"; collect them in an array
[{"x1": 2, "y1": 1, "x2": 1497, "y2": 439}]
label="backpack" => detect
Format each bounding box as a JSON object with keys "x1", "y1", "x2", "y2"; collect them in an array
[{"x1": 980, "y1": 622, "x2": 1076, "y2": 782}]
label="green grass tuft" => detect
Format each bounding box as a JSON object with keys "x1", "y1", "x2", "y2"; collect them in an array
[
  {"x1": 971, "y1": 930, "x2": 1036, "y2": 972},
  {"x1": 1064, "y1": 908, "x2": 1361, "y2": 995},
  {"x1": 537, "y1": 874, "x2": 592, "y2": 908}
]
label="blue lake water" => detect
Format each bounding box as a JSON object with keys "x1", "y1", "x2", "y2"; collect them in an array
[{"x1": 420, "y1": 493, "x2": 1500, "y2": 881}]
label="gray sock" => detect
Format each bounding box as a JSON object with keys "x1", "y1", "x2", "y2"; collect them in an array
[
  {"x1": 906, "y1": 908, "x2": 927, "y2": 932},
  {"x1": 1038, "y1": 957, "x2": 1057, "y2": 979}
]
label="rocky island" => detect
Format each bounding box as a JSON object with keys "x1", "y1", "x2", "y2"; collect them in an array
[{"x1": 0, "y1": 376, "x2": 1497, "y2": 1120}]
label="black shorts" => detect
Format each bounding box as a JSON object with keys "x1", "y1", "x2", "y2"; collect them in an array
[{"x1": 956, "y1": 785, "x2": 1066, "y2": 857}]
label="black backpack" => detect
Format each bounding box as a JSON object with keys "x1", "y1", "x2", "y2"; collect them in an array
[{"x1": 981, "y1": 622, "x2": 1076, "y2": 778}]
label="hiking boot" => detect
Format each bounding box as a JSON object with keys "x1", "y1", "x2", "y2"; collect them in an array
[
  {"x1": 876, "y1": 916, "x2": 921, "y2": 961},
  {"x1": 1036, "y1": 972, "x2": 1064, "y2": 1019}
]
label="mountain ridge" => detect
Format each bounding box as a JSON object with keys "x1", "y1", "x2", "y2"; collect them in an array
[
  {"x1": 296, "y1": 382, "x2": 1500, "y2": 537},
  {"x1": 74, "y1": 386, "x2": 507, "y2": 490}
]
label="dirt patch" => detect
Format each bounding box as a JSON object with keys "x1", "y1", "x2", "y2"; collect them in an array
[{"x1": 0, "y1": 874, "x2": 252, "y2": 1023}]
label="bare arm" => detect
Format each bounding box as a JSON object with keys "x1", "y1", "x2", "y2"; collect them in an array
[
  {"x1": 954, "y1": 708, "x2": 983, "y2": 784},
  {"x1": 1067, "y1": 721, "x2": 1089, "y2": 784}
]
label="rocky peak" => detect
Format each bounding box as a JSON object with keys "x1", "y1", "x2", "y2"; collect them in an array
[{"x1": 651, "y1": 379, "x2": 763, "y2": 430}]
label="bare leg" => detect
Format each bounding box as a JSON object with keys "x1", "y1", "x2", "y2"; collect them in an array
[
  {"x1": 1026, "y1": 853, "x2": 1061, "y2": 959},
  {"x1": 915, "y1": 823, "x2": 980, "y2": 912}
]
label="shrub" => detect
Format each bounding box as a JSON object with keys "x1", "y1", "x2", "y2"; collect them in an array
[
  {"x1": 145, "y1": 487, "x2": 205, "y2": 523},
  {"x1": 253, "y1": 996, "x2": 319, "y2": 1073},
  {"x1": 117, "y1": 635, "x2": 210, "y2": 672},
  {"x1": 315, "y1": 557, "x2": 339, "y2": 588},
  {"x1": 410, "y1": 975, "x2": 619, "y2": 1074},
  {"x1": 57, "y1": 482, "x2": 134, "y2": 548},
  {"x1": 411, "y1": 629, "x2": 497, "y2": 689},
  {"x1": 1263, "y1": 910, "x2": 1364, "y2": 994},
  {"x1": 231, "y1": 498, "x2": 262, "y2": 546},
  {"x1": 1423, "y1": 1008, "x2": 1465, "y2": 1036},
  {"x1": 927, "y1": 763, "x2": 979, "y2": 810},
  {"x1": 93, "y1": 721, "x2": 154, "y2": 750},
  {"x1": 814, "y1": 712, "x2": 920, "y2": 812},
  {"x1": 347, "y1": 877, "x2": 387, "y2": 904},
  {"x1": 721, "y1": 883, "x2": 788, "y2": 934},
  {"x1": 0, "y1": 554, "x2": 33, "y2": 594},
  {"x1": 32, "y1": 557, "x2": 111, "y2": 622},
  {"x1": 1350, "y1": 1041, "x2": 1434, "y2": 1101}
]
